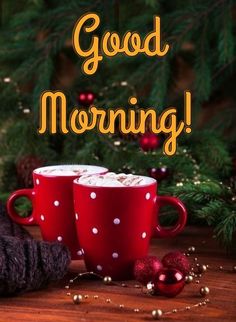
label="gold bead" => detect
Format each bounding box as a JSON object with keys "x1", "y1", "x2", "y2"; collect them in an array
[
  {"x1": 196, "y1": 280, "x2": 200, "y2": 284},
  {"x1": 186, "y1": 306, "x2": 191, "y2": 310},
  {"x1": 122, "y1": 283, "x2": 127, "y2": 287},
  {"x1": 185, "y1": 275, "x2": 193, "y2": 284},
  {"x1": 94, "y1": 295, "x2": 99, "y2": 299},
  {"x1": 84, "y1": 295, "x2": 89, "y2": 299},
  {"x1": 172, "y1": 309, "x2": 177, "y2": 313},
  {"x1": 103, "y1": 276, "x2": 112, "y2": 285},
  {"x1": 232, "y1": 265, "x2": 236, "y2": 272},
  {"x1": 147, "y1": 282, "x2": 155, "y2": 295},
  {"x1": 200, "y1": 286, "x2": 210, "y2": 297},
  {"x1": 134, "y1": 308, "x2": 140, "y2": 313},
  {"x1": 65, "y1": 285, "x2": 69, "y2": 289},
  {"x1": 219, "y1": 266, "x2": 223, "y2": 270},
  {"x1": 69, "y1": 279, "x2": 74, "y2": 283},
  {"x1": 134, "y1": 284, "x2": 141, "y2": 288},
  {"x1": 73, "y1": 294, "x2": 83, "y2": 304},
  {"x1": 66, "y1": 292, "x2": 71, "y2": 296},
  {"x1": 188, "y1": 246, "x2": 196, "y2": 253},
  {"x1": 152, "y1": 309, "x2": 163, "y2": 320},
  {"x1": 119, "y1": 304, "x2": 124, "y2": 308},
  {"x1": 198, "y1": 265, "x2": 207, "y2": 273},
  {"x1": 106, "y1": 298, "x2": 111, "y2": 303}
]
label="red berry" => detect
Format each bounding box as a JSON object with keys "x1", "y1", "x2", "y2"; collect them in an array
[
  {"x1": 148, "y1": 167, "x2": 169, "y2": 181},
  {"x1": 78, "y1": 91, "x2": 95, "y2": 106},
  {"x1": 79, "y1": 93, "x2": 86, "y2": 101},
  {"x1": 162, "y1": 251, "x2": 190, "y2": 276},
  {"x1": 133, "y1": 256, "x2": 163, "y2": 285}
]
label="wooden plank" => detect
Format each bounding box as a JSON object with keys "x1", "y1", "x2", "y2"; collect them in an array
[{"x1": 0, "y1": 226, "x2": 235, "y2": 322}]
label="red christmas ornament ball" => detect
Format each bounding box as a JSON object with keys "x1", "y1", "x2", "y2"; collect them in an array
[
  {"x1": 154, "y1": 268, "x2": 185, "y2": 297},
  {"x1": 139, "y1": 133, "x2": 160, "y2": 151},
  {"x1": 134, "y1": 256, "x2": 163, "y2": 285},
  {"x1": 148, "y1": 167, "x2": 169, "y2": 181},
  {"x1": 78, "y1": 91, "x2": 95, "y2": 106},
  {"x1": 162, "y1": 251, "x2": 190, "y2": 276}
]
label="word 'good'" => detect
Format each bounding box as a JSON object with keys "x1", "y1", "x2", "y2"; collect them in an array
[
  {"x1": 73, "y1": 13, "x2": 169, "y2": 75},
  {"x1": 38, "y1": 91, "x2": 191, "y2": 156}
]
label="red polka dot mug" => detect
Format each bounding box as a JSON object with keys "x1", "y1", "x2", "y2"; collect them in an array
[
  {"x1": 73, "y1": 175, "x2": 187, "y2": 280},
  {"x1": 7, "y1": 165, "x2": 108, "y2": 260}
]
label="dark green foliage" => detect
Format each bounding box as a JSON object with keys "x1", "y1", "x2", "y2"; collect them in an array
[{"x1": 0, "y1": 0, "x2": 236, "y2": 247}]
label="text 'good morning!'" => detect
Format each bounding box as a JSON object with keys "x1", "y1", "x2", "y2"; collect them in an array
[{"x1": 38, "y1": 91, "x2": 192, "y2": 156}]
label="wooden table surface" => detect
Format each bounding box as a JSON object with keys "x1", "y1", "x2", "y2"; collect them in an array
[{"x1": 0, "y1": 226, "x2": 235, "y2": 322}]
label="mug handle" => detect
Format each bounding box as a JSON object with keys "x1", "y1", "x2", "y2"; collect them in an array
[
  {"x1": 153, "y1": 196, "x2": 187, "y2": 238},
  {"x1": 7, "y1": 189, "x2": 37, "y2": 225}
]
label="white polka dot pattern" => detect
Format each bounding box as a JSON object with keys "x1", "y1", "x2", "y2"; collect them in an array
[
  {"x1": 36, "y1": 179, "x2": 40, "y2": 185},
  {"x1": 142, "y1": 232, "x2": 147, "y2": 239},
  {"x1": 90, "y1": 192, "x2": 96, "y2": 199},
  {"x1": 112, "y1": 252, "x2": 119, "y2": 259},
  {"x1": 40, "y1": 215, "x2": 45, "y2": 221},
  {"x1": 77, "y1": 250, "x2": 83, "y2": 256},
  {"x1": 54, "y1": 200, "x2": 60, "y2": 206},
  {"x1": 57, "y1": 236, "x2": 63, "y2": 242},
  {"x1": 145, "y1": 192, "x2": 150, "y2": 200},
  {"x1": 97, "y1": 265, "x2": 103, "y2": 271},
  {"x1": 75, "y1": 213, "x2": 79, "y2": 220},
  {"x1": 92, "y1": 227, "x2": 98, "y2": 234},
  {"x1": 113, "y1": 218, "x2": 120, "y2": 225}
]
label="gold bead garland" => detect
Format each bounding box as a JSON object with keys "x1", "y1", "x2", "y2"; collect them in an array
[{"x1": 64, "y1": 244, "x2": 235, "y2": 320}]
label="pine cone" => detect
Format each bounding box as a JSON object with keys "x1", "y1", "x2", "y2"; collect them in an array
[{"x1": 16, "y1": 155, "x2": 44, "y2": 188}]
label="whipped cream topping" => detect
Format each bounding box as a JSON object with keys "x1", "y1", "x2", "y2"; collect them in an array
[
  {"x1": 34, "y1": 165, "x2": 107, "y2": 177},
  {"x1": 78, "y1": 172, "x2": 150, "y2": 187}
]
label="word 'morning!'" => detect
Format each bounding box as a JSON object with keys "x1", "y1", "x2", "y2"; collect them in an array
[
  {"x1": 72, "y1": 13, "x2": 169, "y2": 75},
  {"x1": 38, "y1": 91, "x2": 192, "y2": 156}
]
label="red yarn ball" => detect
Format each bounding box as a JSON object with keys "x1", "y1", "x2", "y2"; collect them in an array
[
  {"x1": 139, "y1": 133, "x2": 160, "y2": 152},
  {"x1": 153, "y1": 268, "x2": 185, "y2": 297},
  {"x1": 162, "y1": 251, "x2": 190, "y2": 276},
  {"x1": 78, "y1": 91, "x2": 95, "y2": 107},
  {"x1": 133, "y1": 256, "x2": 163, "y2": 285}
]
